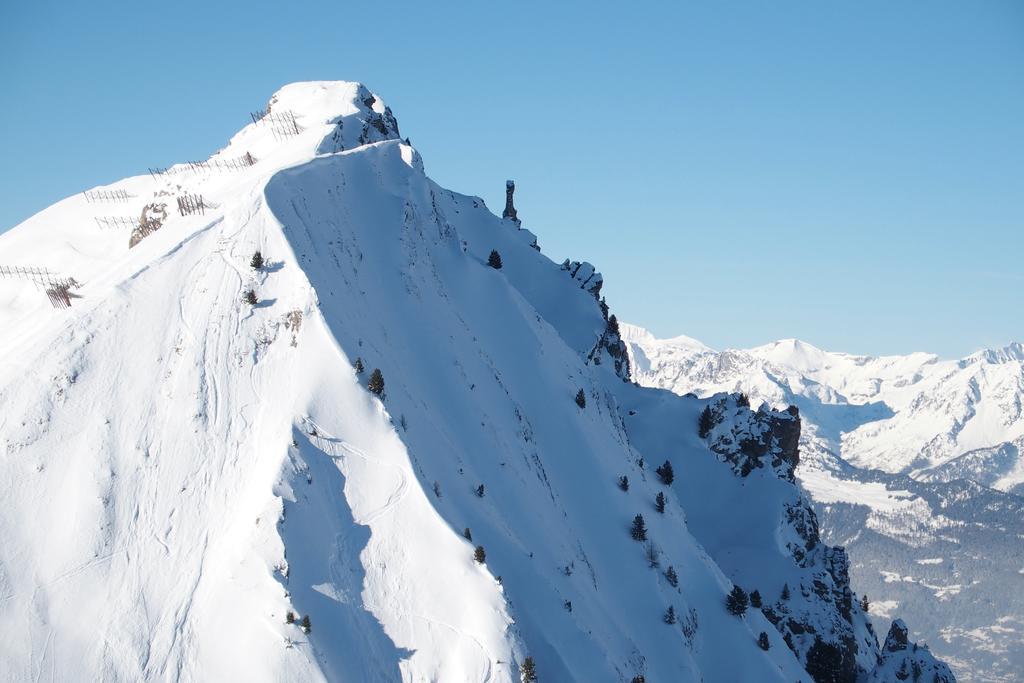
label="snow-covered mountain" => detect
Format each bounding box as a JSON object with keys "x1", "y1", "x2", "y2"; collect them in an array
[
  {"x1": 624, "y1": 324, "x2": 1023, "y2": 681},
  {"x1": 0, "y1": 81, "x2": 951, "y2": 682},
  {"x1": 624, "y1": 326, "x2": 1024, "y2": 494}
]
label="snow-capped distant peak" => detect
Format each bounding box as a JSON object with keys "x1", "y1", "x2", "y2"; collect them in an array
[
  {"x1": 619, "y1": 323, "x2": 711, "y2": 351},
  {"x1": 968, "y1": 341, "x2": 1024, "y2": 365},
  {"x1": 747, "y1": 338, "x2": 833, "y2": 371}
]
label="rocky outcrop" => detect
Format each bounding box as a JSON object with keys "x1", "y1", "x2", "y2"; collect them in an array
[
  {"x1": 560, "y1": 259, "x2": 603, "y2": 299},
  {"x1": 699, "y1": 394, "x2": 954, "y2": 682},
  {"x1": 587, "y1": 314, "x2": 631, "y2": 381},
  {"x1": 865, "y1": 620, "x2": 956, "y2": 682},
  {"x1": 316, "y1": 84, "x2": 401, "y2": 154},
  {"x1": 702, "y1": 395, "x2": 801, "y2": 480}
]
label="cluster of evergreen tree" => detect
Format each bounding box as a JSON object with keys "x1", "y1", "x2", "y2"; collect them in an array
[
  {"x1": 726, "y1": 585, "x2": 749, "y2": 615},
  {"x1": 805, "y1": 640, "x2": 847, "y2": 683},
  {"x1": 575, "y1": 389, "x2": 586, "y2": 408},
  {"x1": 474, "y1": 545, "x2": 486, "y2": 564},
  {"x1": 520, "y1": 656, "x2": 537, "y2": 682},
  {"x1": 698, "y1": 405, "x2": 714, "y2": 439},
  {"x1": 655, "y1": 460, "x2": 674, "y2": 485},
  {"x1": 631, "y1": 514, "x2": 647, "y2": 541},
  {"x1": 618, "y1": 475, "x2": 629, "y2": 491},
  {"x1": 250, "y1": 250, "x2": 264, "y2": 270},
  {"x1": 665, "y1": 565, "x2": 678, "y2": 587},
  {"x1": 368, "y1": 368, "x2": 385, "y2": 396},
  {"x1": 758, "y1": 632, "x2": 770, "y2": 650},
  {"x1": 244, "y1": 289, "x2": 258, "y2": 306}
]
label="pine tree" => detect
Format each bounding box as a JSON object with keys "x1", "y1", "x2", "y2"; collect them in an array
[
  {"x1": 781, "y1": 583, "x2": 791, "y2": 601},
  {"x1": 353, "y1": 357, "x2": 364, "y2": 374},
  {"x1": 750, "y1": 589, "x2": 762, "y2": 608},
  {"x1": 644, "y1": 542, "x2": 660, "y2": 568},
  {"x1": 737, "y1": 393, "x2": 750, "y2": 407},
  {"x1": 474, "y1": 545, "x2": 486, "y2": 564},
  {"x1": 805, "y1": 640, "x2": 845, "y2": 683},
  {"x1": 463, "y1": 527, "x2": 472, "y2": 541},
  {"x1": 521, "y1": 656, "x2": 537, "y2": 682},
  {"x1": 301, "y1": 614, "x2": 312, "y2": 633},
  {"x1": 607, "y1": 314, "x2": 620, "y2": 336},
  {"x1": 244, "y1": 289, "x2": 258, "y2": 305},
  {"x1": 758, "y1": 631, "x2": 770, "y2": 650},
  {"x1": 698, "y1": 405, "x2": 714, "y2": 438},
  {"x1": 656, "y1": 460, "x2": 674, "y2": 485},
  {"x1": 488, "y1": 250, "x2": 503, "y2": 269},
  {"x1": 726, "y1": 585, "x2": 749, "y2": 615},
  {"x1": 630, "y1": 514, "x2": 647, "y2": 541},
  {"x1": 665, "y1": 565, "x2": 679, "y2": 587},
  {"x1": 630, "y1": 677, "x2": 646, "y2": 683},
  {"x1": 285, "y1": 611, "x2": 295, "y2": 624},
  {"x1": 664, "y1": 605, "x2": 677, "y2": 624},
  {"x1": 433, "y1": 481, "x2": 442, "y2": 498},
  {"x1": 575, "y1": 389, "x2": 586, "y2": 408},
  {"x1": 475, "y1": 484, "x2": 485, "y2": 497},
  {"x1": 368, "y1": 368, "x2": 385, "y2": 396},
  {"x1": 860, "y1": 594, "x2": 870, "y2": 612},
  {"x1": 250, "y1": 250, "x2": 264, "y2": 270},
  {"x1": 655, "y1": 491, "x2": 666, "y2": 513},
  {"x1": 618, "y1": 475, "x2": 629, "y2": 491}
]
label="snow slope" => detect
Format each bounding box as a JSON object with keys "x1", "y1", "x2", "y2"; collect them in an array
[
  {"x1": 0, "y1": 81, "x2": 943, "y2": 682},
  {"x1": 625, "y1": 325, "x2": 1022, "y2": 681}
]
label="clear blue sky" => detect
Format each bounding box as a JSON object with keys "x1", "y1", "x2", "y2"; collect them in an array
[{"x1": 2, "y1": 1, "x2": 1021, "y2": 358}]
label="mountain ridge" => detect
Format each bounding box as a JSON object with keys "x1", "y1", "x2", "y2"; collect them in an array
[{"x1": 0, "y1": 81, "x2": 951, "y2": 682}]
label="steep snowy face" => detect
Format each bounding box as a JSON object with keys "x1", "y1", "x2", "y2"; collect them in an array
[{"x1": 0, "y1": 81, "x2": 836, "y2": 683}]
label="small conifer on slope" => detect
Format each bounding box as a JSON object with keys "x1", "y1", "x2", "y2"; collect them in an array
[
  {"x1": 726, "y1": 585, "x2": 749, "y2": 615},
  {"x1": 631, "y1": 514, "x2": 647, "y2": 541},
  {"x1": 368, "y1": 368, "x2": 385, "y2": 396},
  {"x1": 520, "y1": 656, "x2": 537, "y2": 682}
]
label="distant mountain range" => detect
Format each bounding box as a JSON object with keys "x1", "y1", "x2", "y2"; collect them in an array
[{"x1": 624, "y1": 324, "x2": 1024, "y2": 681}]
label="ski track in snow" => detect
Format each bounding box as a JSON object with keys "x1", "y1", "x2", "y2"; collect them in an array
[{"x1": 300, "y1": 417, "x2": 409, "y2": 525}]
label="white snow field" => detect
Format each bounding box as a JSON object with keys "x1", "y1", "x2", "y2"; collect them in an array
[{"x1": 0, "y1": 82, "x2": 947, "y2": 682}]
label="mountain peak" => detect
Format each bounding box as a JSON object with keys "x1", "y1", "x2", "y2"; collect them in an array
[
  {"x1": 969, "y1": 341, "x2": 1024, "y2": 365},
  {"x1": 267, "y1": 80, "x2": 384, "y2": 120}
]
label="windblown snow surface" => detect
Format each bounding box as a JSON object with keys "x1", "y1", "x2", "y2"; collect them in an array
[
  {"x1": 0, "y1": 82, "x2": 949, "y2": 682},
  {"x1": 625, "y1": 324, "x2": 1023, "y2": 681}
]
